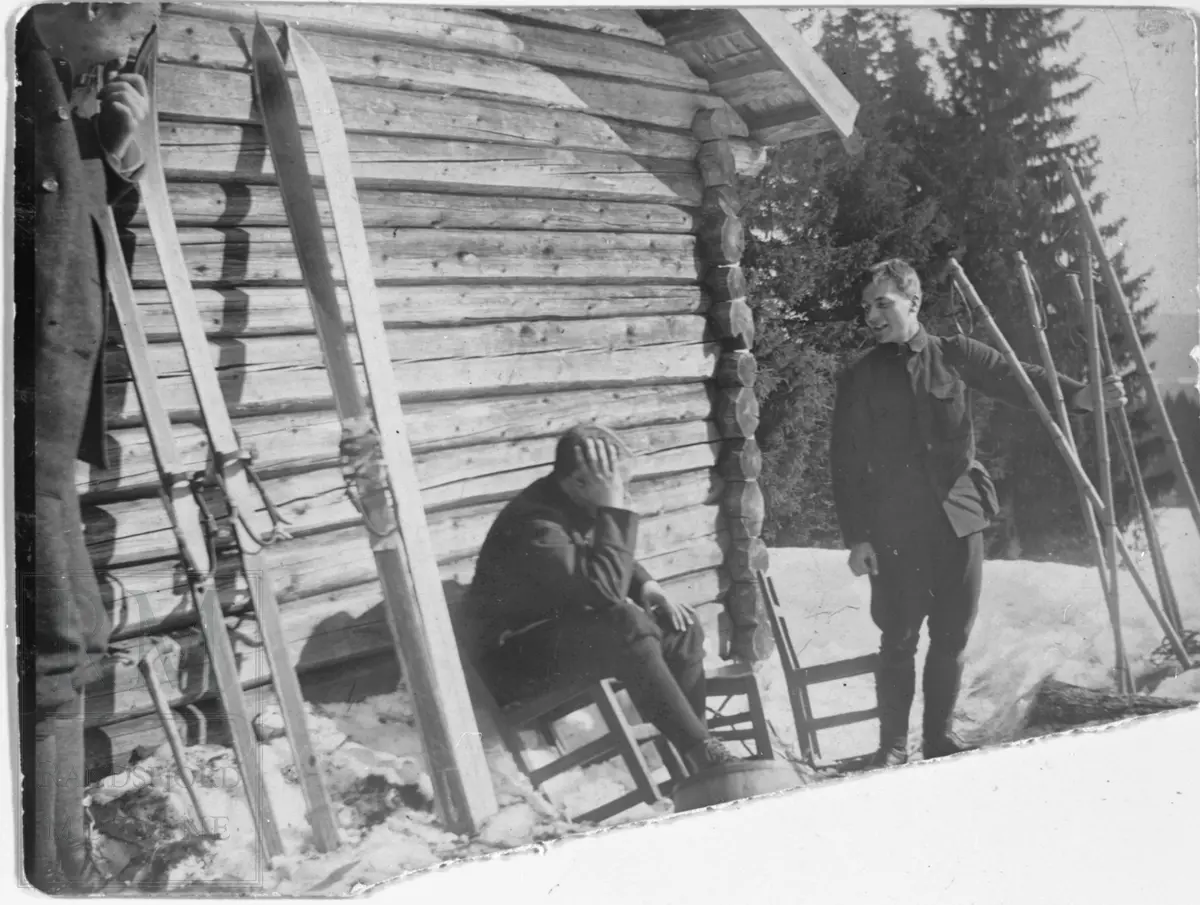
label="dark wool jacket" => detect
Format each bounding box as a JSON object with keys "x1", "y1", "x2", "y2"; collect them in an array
[
  {"x1": 463, "y1": 476, "x2": 655, "y2": 655},
  {"x1": 830, "y1": 326, "x2": 1087, "y2": 544},
  {"x1": 14, "y1": 17, "x2": 143, "y2": 479}
]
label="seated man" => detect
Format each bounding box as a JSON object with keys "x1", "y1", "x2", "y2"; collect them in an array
[{"x1": 462, "y1": 424, "x2": 737, "y2": 773}]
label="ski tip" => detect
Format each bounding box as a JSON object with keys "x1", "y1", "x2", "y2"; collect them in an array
[
  {"x1": 250, "y1": 17, "x2": 284, "y2": 69},
  {"x1": 286, "y1": 23, "x2": 314, "y2": 58}
]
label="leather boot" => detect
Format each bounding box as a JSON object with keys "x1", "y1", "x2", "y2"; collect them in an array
[
  {"x1": 922, "y1": 648, "x2": 978, "y2": 759},
  {"x1": 871, "y1": 657, "x2": 915, "y2": 767}
]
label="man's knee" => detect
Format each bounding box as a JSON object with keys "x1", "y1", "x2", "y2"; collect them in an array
[
  {"x1": 878, "y1": 629, "x2": 920, "y2": 666},
  {"x1": 658, "y1": 617, "x2": 705, "y2": 665}
]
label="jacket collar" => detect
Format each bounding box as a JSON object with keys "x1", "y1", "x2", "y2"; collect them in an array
[
  {"x1": 882, "y1": 324, "x2": 929, "y2": 357},
  {"x1": 18, "y1": 18, "x2": 79, "y2": 91},
  {"x1": 902, "y1": 325, "x2": 929, "y2": 355}
]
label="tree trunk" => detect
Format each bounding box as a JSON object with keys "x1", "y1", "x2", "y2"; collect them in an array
[{"x1": 1025, "y1": 678, "x2": 1195, "y2": 733}]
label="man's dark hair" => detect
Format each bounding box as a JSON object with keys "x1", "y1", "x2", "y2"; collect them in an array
[
  {"x1": 552, "y1": 423, "x2": 632, "y2": 478},
  {"x1": 862, "y1": 258, "x2": 923, "y2": 307}
]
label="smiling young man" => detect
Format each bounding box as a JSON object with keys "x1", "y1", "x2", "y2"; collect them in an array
[{"x1": 830, "y1": 258, "x2": 1126, "y2": 766}]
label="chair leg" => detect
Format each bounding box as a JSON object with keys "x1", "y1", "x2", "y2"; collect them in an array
[
  {"x1": 745, "y1": 677, "x2": 774, "y2": 760},
  {"x1": 654, "y1": 736, "x2": 689, "y2": 791},
  {"x1": 535, "y1": 716, "x2": 565, "y2": 755},
  {"x1": 593, "y1": 680, "x2": 663, "y2": 808}
]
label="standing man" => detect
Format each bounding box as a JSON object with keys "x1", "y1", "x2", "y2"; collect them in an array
[
  {"x1": 14, "y1": 3, "x2": 157, "y2": 892},
  {"x1": 462, "y1": 424, "x2": 738, "y2": 774},
  {"x1": 830, "y1": 259, "x2": 1126, "y2": 766}
]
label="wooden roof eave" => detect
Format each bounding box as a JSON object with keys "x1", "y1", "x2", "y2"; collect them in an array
[{"x1": 640, "y1": 8, "x2": 863, "y2": 155}]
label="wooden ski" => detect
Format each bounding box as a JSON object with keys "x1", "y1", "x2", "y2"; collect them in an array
[
  {"x1": 101, "y1": 205, "x2": 283, "y2": 857},
  {"x1": 250, "y1": 19, "x2": 497, "y2": 833},
  {"x1": 131, "y1": 26, "x2": 340, "y2": 853}
]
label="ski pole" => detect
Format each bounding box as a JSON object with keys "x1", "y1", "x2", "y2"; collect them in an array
[
  {"x1": 1079, "y1": 236, "x2": 1130, "y2": 693},
  {"x1": 1067, "y1": 276, "x2": 1190, "y2": 647},
  {"x1": 1015, "y1": 252, "x2": 1112, "y2": 603},
  {"x1": 948, "y1": 260, "x2": 1104, "y2": 514},
  {"x1": 1060, "y1": 160, "x2": 1200, "y2": 542},
  {"x1": 139, "y1": 645, "x2": 210, "y2": 834}
]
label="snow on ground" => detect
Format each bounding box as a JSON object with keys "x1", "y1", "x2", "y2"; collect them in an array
[
  {"x1": 87, "y1": 509, "x2": 1200, "y2": 894},
  {"x1": 755, "y1": 506, "x2": 1200, "y2": 764}
]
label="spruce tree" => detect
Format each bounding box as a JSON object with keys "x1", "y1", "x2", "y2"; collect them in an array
[{"x1": 933, "y1": 8, "x2": 1155, "y2": 556}]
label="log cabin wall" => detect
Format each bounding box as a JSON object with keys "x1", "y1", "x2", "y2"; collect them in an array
[{"x1": 76, "y1": 4, "x2": 771, "y2": 777}]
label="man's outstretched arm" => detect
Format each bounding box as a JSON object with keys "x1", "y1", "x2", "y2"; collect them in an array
[{"x1": 949, "y1": 335, "x2": 1092, "y2": 412}]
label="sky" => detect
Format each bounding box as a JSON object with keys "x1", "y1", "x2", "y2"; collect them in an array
[{"x1": 790, "y1": 7, "x2": 1199, "y2": 392}]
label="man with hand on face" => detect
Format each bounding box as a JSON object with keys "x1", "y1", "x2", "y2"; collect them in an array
[
  {"x1": 464, "y1": 424, "x2": 738, "y2": 773},
  {"x1": 15, "y1": 2, "x2": 157, "y2": 893},
  {"x1": 831, "y1": 258, "x2": 1127, "y2": 767}
]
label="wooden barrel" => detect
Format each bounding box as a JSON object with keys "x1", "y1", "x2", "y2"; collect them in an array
[{"x1": 671, "y1": 760, "x2": 804, "y2": 812}]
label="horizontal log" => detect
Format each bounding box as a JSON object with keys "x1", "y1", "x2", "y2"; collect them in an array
[
  {"x1": 725, "y1": 515, "x2": 765, "y2": 542},
  {"x1": 87, "y1": 538, "x2": 726, "y2": 725},
  {"x1": 85, "y1": 653, "x2": 403, "y2": 783},
  {"x1": 725, "y1": 581, "x2": 763, "y2": 627},
  {"x1": 169, "y1": 5, "x2": 708, "y2": 92},
  {"x1": 126, "y1": 226, "x2": 699, "y2": 286},
  {"x1": 714, "y1": 387, "x2": 760, "y2": 438},
  {"x1": 692, "y1": 107, "x2": 742, "y2": 142},
  {"x1": 110, "y1": 283, "x2": 707, "y2": 344},
  {"x1": 104, "y1": 316, "x2": 715, "y2": 424},
  {"x1": 157, "y1": 63, "x2": 708, "y2": 163},
  {"x1": 1025, "y1": 679, "x2": 1197, "y2": 732},
  {"x1": 88, "y1": 561, "x2": 728, "y2": 736},
  {"x1": 717, "y1": 438, "x2": 763, "y2": 481},
  {"x1": 722, "y1": 480, "x2": 766, "y2": 524},
  {"x1": 158, "y1": 122, "x2": 703, "y2": 206},
  {"x1": 706, "y1": 263, "x2": 747, "y2": 301},
  {"x1": 701, "y1": 186, "x2": 744, "y2": 220},
  {"x1": 79, "y1": 384, "x2": 712, "y2": 496},
  {"x1": 87, "y1": 459, "x2": 720, "y2": 569},
  {"x1": 711, "y1": 70, "x2": 798, "y2": 116},
  {"x1": 722, "y1": 537, "x2": 770, "y2": 580},
  {"x1": 698, "y1": 214, "x2": 745, "y2": 266},
  {"x1": 753, "y1": 115, "x2": 835, "y2": 147},
  {"x1": 127, "y1": 182, "x2": 696, "y2": 233},
  {"x1": 696, "y1": 141, "x2": 737, "y2": 188},
  {"x1": 493, "y1": 8, "x2": 665, "y2": 46},
  {"x1": 82, "y1": 412, "x2": 717, "y2": 504},
  {"x1": 159, "y1": 14, "x2": 746, "y2": 138},
  {"x1": 100, "y1": 499, "x2": 722, "y2": 643},
  {"x1": 715, "y1": 351, "x2": 757, "y2": 388},
  {"x1": 710, "y1": 298, "x2": 755, "y2": 348},
  {"x1": 724, "y1": 580, "x2": 775, "y2": 662},
  {"x1": 85, "y1": 432, "x2": 720, "y2": 567}
]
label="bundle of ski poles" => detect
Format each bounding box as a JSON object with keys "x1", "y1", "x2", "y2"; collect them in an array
[{"x1": 946, "y1": 176, "x2": 1196, "y2": 694}]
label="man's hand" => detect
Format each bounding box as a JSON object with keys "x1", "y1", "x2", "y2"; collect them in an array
[
  {"x1": 847, "y1": 541, "x2": 878, "y2": 577},
  {"x1": 643, "y1": 580, "x2": 695, "y2": 632},
  {"x1": 569, "y1": 437, "x2": 628, "y2": 510},
  {"x1": 96, "y1": 72, "x2": 149, "y2": 162},
  {"x1": 1071, "y1": 374, "x2": 1128, "y2": 413}
]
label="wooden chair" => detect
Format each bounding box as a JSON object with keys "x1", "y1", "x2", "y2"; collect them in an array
[
  {"x1": 757, "y1": 570, "x2": 881, "y2": 767},
  {"x1": 710, "y1": 620, "x2": 774, "y2": 760},
  {"x1": 462, "y1": 659, "x2": 688, "y2": 824}
]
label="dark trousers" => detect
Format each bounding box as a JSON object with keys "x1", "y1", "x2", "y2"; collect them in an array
[
  {"x1": 479, "y1": 601, "x2": 710, "y2": 755},
  {"x1": 18, "y1": 489, "x2": 109, "y2": 891},
  {"x1": 17, "y1": 386, "x2": 111, "y2": 890},
  {"x1": 869, "y1": 503, "x2": 984, "y2": 750}
]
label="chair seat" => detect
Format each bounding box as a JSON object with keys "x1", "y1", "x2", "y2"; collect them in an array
[{"x1": 486, "y1": 674, "x2": 685, "y2": 823}]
